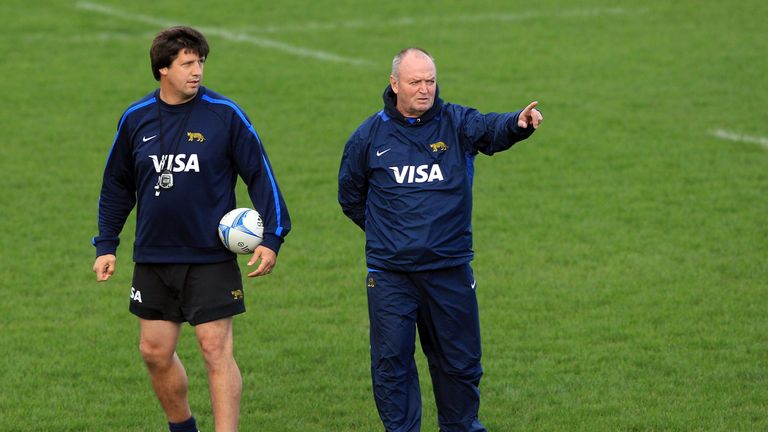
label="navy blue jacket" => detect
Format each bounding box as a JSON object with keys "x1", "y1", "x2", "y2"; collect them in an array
[
  {"x1": 338, "y1": 86, "x2": 535, "y2": 272},
  {"x1": 94, "y1": 87, "x2": 291, "y2": 263}
]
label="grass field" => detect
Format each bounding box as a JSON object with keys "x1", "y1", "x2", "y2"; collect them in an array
[{"x1": 1, "y1": 0, "x2": 766, "y2": 430}]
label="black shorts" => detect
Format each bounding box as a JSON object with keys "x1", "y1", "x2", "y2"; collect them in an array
[{"x1": 130, "y1": 260, "x2": 245, "y2": 325}]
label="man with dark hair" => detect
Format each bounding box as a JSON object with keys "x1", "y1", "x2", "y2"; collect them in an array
[
  {"x1": 92, "y1": 26, "x2": 291, "y2": 432},
  {"x1": 338, "y1": 47, "x2": 542, "y2": 432}
]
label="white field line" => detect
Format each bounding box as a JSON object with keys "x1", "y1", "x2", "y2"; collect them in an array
[
  {"x1": 75, "y1": 1, "x2": 373, "y2": 66},
  {"x1": 22, "y1": 31, "x2": 153, "y2": 42},
  {"x1": 711, "y1": 129, "x2": 768, "y2": 149},
  {"x1": 237, "y1": 7, "x2": 636, "y2": 34}
]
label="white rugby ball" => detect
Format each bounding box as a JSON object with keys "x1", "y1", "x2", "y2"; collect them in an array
[{"x1": 218, "y1": 208, "x2": 264, "y2": 254}]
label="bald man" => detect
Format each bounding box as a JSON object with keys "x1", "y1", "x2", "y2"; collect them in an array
[{"x1": 339, "y1": 47, "x2": 542, "y2": 432}]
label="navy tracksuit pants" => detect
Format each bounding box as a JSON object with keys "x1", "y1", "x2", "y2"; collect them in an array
[{"x1": 366, "y1": 263, "x2": 487, "y2": 432}]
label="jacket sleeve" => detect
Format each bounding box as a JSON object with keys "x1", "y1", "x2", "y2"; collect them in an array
[
  {"x1": 459, "y1": 106, "x2": 536, "y2": 156},
  {"x1": 231, "y1": 116, "x2": 291, "y2": 254},
  {"x1": 92, "y1": 116, "x2": 137, "y2": 257},
  {"x1": 338, "y1": 129, "x2": 368, "y2": 230}
]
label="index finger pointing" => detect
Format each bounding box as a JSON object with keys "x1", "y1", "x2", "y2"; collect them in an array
[{"x1": 522, "y1": 101, "x2": 538, "y2": 114}]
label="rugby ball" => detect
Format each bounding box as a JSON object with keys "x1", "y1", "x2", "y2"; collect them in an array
[{"x1": 218, "y1": 208, "x2": 264, "y2": 254}]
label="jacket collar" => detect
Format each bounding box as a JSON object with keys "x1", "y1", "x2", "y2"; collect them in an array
[{"x1": 382, "y1": 85, "x2": 443, "y2": 126}]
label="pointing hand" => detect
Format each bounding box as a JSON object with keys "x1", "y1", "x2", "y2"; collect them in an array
[{"x1": 517, "y1": 101, "x2": 543, "y2": 129}]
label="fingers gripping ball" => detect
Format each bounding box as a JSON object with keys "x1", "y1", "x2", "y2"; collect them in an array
[{"x1": 218, "y1": 208, "x2": 264, "y2": 254}]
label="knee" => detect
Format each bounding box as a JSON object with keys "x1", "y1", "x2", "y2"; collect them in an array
[
  {"x1": 449, "y1": 364, "x2": 483, "y2": 385},
  {"x1": 197, "y1": 335, "x2": 232, "y2": 368},
  {"x1": 139, "y1": 339, "x2": 174, "y2": 368},
  {"x1": 372, "y1": 353, "x2": 416, "y2": 381},
  {"x1": 431, "y1": 356, "x2": 483, "y2": 382}
]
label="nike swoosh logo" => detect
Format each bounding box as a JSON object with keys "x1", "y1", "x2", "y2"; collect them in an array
[
  {"x1": 471, "y1": 280, "x2": 477, "y2": 290},
  {"x1": 376, "y1": 148, "x2": 392, "y2": 157},
  {"x1": 142, "y1": 135, "x2": 158, "y2": 142}
]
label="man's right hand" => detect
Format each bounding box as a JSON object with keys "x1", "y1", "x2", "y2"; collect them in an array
[{"x1": 93, "y1": 254, "x2": 117, "y2": 281}]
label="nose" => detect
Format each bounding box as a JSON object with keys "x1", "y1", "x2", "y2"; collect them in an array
[{"x1": 192, "y1": 61, "x2": 203, "y2": 76}]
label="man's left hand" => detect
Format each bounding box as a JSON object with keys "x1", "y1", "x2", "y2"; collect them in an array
[
  {"x1": 517, "y1": 101, "x2": 543, "y2": 129},
  {"x1": 247, "y1": 245, "x2": 277, "y2": 277}
]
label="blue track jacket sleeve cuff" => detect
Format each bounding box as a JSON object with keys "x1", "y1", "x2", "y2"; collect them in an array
[
  {"x1": 93, "y1": 236, "x2": 120, "y2": 257},
  {"x1": 260, "y1": 234, "x2": 284, "y2": 255}
]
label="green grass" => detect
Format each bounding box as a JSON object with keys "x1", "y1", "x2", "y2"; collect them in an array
[{"x1": 1, "y1": 0, "x2": 766, "y2": 430}]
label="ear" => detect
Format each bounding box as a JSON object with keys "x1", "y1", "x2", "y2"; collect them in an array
[
  {"x1": 159, "y1": 67, "x2": 169, "y2": 78},
  {"x1": 389, "y1": 75, "x2": 398, "y2": 94}
]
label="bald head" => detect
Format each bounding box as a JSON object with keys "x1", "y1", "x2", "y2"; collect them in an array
[
  {"x1": 391, "y1": 48, "x2": 435, "y2": 83},
  {"x1": 389, "y1": 48, "x2": 437, "y2": 117}
]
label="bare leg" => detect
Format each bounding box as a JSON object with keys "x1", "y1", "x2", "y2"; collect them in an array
[
  {"x1": 196, "y1": 317, "x2": 241, "y2": 432},
  {"x1": 139, "y1": 319, "x2": 192, "y2": 423}
]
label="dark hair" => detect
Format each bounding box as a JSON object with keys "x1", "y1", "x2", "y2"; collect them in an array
[{"x1": 150, "y1": 26, "x2": 210, "y2": 81}]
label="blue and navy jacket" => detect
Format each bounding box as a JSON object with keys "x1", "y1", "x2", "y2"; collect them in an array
[
  {"x1": 94, "y1": 87, "x2": 291, "y2": 263},
  {"x1": 338, "y1": 85, "x2": 535, "y2": 272}
]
